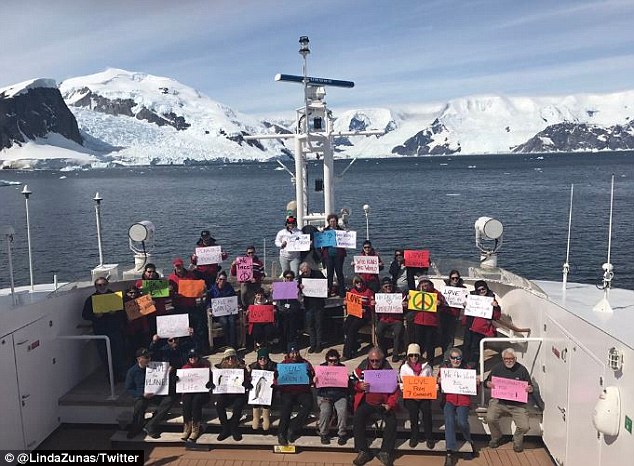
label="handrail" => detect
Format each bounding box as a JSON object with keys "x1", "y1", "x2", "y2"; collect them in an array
[
  {"x1": 57, "y1": 335, "x2": 117, "y2": 400},
  {"x1": 478, "y1": 336, "x2": 544, "y2": 407}
]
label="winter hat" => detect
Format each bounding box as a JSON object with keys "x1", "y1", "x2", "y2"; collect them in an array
[
  {"x1": 223, "y1": 347, "x2": 237, "y2": 359},
  {"x1": 172, "y1": 257, "x2": 184, "y2": 266},
  {"x1": 287, "y1": 342, "x2": 298, "y2": 354},
  {"x1": 257, "y1": 347, "x2": 270, "y2": 359},
  {"x1": 407, "y1": 343, "x2": 421, "y2": 356}
]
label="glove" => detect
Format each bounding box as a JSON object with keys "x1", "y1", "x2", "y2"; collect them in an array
[
  {"x1": 243, "y1": 381, "x2": 253, "y2": 390},
  {"x1": 174, "y1": 375, "x2": 180, "y2": 382},
  {"x1": 205, "y1": 381, "x2": 215, "y2": 389}
]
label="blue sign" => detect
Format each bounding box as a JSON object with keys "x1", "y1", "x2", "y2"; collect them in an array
[
  {"x1": 277, "y1": 363, "x2": 309, "y2": 385},
  {"x1": 314, "y1": 230, "x2": 336, "y2": 248}
]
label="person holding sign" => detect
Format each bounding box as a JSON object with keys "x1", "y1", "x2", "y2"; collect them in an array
[
  {"x1": 438, "y1": 347, "x2": 476, "y2": 465},
  {"x1": 82, "y1": 277, "x2": 127, "y2": 383},
  {"x1": 321, "y1": 213, "x2": 347, "y2": 298},
  {"x1": 276, "y1": 343, "x2": 315, "y2": 446},
  {"x1": 375, "y1": 277, "x2": 405, "y2": 363},
  {"x1": 388, "y1": 249, "x2": 408, "y2": 293},
  {"x1": 275, "y1": 216, "x2": 302, "y2": 276},
  {"x1": 246, "y1": 288, "x2": 276, "y2": 350},
  {"x1": 248, "y1": 347, "x2": 278, "y2": 432},
  {"x1": 213, "y1": 348, "x2": 251, "y2": 441},
  {"x1": 463, "y1": 280, "x2": 501, "y2": 367},
  {"x1": 298, "y1": 262, "x2": 327, "y2": 353},
  {"x1": 485, "y1": 348, "x2": 533, "y2": 453},
  {"x1": 440, "y1": 270, "x2": 466, "y2": 356},
  {"x1": 354, "y1": 240, "x2": 384, "y2": 292},
  {"x1": 351, "y1": 347, "x2": 399, "y2": 466},
  {"x1": 124, "y1": 348, "x2": 174, "y2": 439},
  {"x1": 315, "y1": 349, "x2": 350, "y2": 445},
  {"x1": 413, "y1": 279, "x2": 448, "y2": 366},
  {"x1": 123, "y1": 286, "x2": 151, "y2": 364},
  {"x1": 168, "y1": 258, "x2": 199, "y2": 312},
  {"x1": 230, "y1": 246, "x2": 265, "y2": 307},
  {"x1": 274, "y1": 270, "x2": 302, "y2": 352},
  {"x1": 398, "y1": 343, "x2": 435, "y2": 449},
  {"x1": 135, "y1": 263, "x2": 168, "y2": 335},
  {"x1": 191, "y1": 229, "x2": 228, "y2": 288},
  {"x1": 206, "y1": 271, "x2": 239, "y2": 349},
  {"x1": 343, "y1": 276, "x2": 375, "y2": 361},
  {"x1": 179, "y1": 348, "x2": 211, "y2": 442}
]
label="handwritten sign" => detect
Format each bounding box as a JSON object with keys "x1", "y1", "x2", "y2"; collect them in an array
[
  {"x1": 125, "y1": 294, "x2": 157, "y2": 321},
  {"x1": 248, "y1": 304, "x2": 275, "y2": 323},
  {"x1": 248, "y1": 369, "x2": 274, "y2": 406},
  {"x1": 335, "y1": 230, "x2": 357, "y2": 249},
  {"x1": 301, "y1": 278, "x2": 328, "y2": 298},
  {"x1": 156, "y1": 313, "x2": 190, "y2": 338},
  {"x1": 346, "y1": 292, "x2": 364, "y2": 318},
  {"x1": 142, "y1": 279, "x2": 170, "y2": 298},
  {"x1": 178, "y1": 279, "x2": 206, "y2": 298},
  {"x1": 402, "y1": 376, "x2": 437, "y2": 399},
  {"x1": 440, "y1": 368, "x2": 477, "y2": 396},
  {"x1": 272, "y1": 281, "x2": 299, "y2": 300},
  {"x1": 285, "y1": 234, "x2": 311, "y2": 252},
  {"x1": 236, "y1": 256, "x2": 253, "y2": 283},
  {"x1": 212, "y1": 368, "x2": 245, "y2": 394},
  {"x1": 407, "y1": 290, "x2": 438, "y2": 312},
  {"x1": 91, "y1": 291, "x2": 123, "y2": 314},
  {"x1": 364, "y1": 369, "x2": 398, "y2": 393},
  {"x1": 404, "y1": 250, "x2": 430, "y2": 268},
  {"x1": 277, "y1": 363, "x2": 309, "y2": 385},
  {"x1": 491, "y1": 376, "x2": 528, "y2": 403},
  {"x1": 442, "y1": 286, "x2": 469, "y2": 309},
  {"x1": 145, "y1": 361, "x2": 169, "y2": 396},
  {"x1": 176, "y1": 368, "x2": 210, "y2": 393},
  {"x1": 464, "y1": 295, "x2": 494, "y2": 319},
  {"x1": 196, "y1": 246, "x2": 223, "y2": 265},
  {"x1": 314, "y1": 365, "x2": 349, "y2": 388},
  {"x1": 354, "y1": 255, "x2": 379, "y2": 274},
  {"x1": 375, "y1": 293, "x2": 404, "y2": 314},
  {"x1": 210, "y1": 296, "x2": 239, "y2": 317},
  {"x1": 314, "y1": 230, "x2": 336, "y2": 248}
]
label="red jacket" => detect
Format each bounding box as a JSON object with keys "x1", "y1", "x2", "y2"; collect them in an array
[
  {"x1": 438, "y1": 364, "x2": 474, "y2": 407},
  {"x1": 168, "y1": 270, "x2": 198, "y2": 309},
  {"x1": 413, "y1": 288, "x2": 447, "y2": 327},
  {"x1": 469, "y1": 291, "x2": 501, "y2": 337},
  {"x1": 376, "y1": 291, "x2": 405, "y2": 324},
  {"x1": 352, "y1": 360, "x2": 399, "y2": 412},
  {"x1": 357, "y1": 249, "x2": 383, "y2": 285}
]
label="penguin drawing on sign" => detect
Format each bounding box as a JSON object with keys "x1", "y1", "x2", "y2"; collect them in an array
[{"x1": 254, "y1": 376, "x2": 266, "y2": 400}]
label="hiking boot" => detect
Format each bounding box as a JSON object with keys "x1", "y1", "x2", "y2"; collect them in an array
[
  {"x1": 277, "y1": 434, "x2": 288, "y2": 446},
  {"x1": 409, "y1": 432, "x2": 419, "y2": 448},
  {"x1": 288, "y1": 430, "x2": 299, "y2": 443},
  {"x1": 320, "y1": 435, "x2": 330, "y2": 445},
  {"x1": 181, "y1": 421, "x2": 192, "y2": 441},
  {"x1": 262, "y1": 408, "x2": 271, "y2": 431},
  {"x1": 513, "y1": 442, "x2": 524, "y2": 453},
  {"x1": 426, "y1": 438, "x2": 436, "y2": 449},
  {"x1": 143, "y1": 427, "x2": 160, "y2": 439},
  {"x1": 376, "y1": 451, "x2": 393, "y2": 466},
  {"x1": 489, "y1": 438, "x2": 501, "y2": 449},
  {"x1": 232, "y1": 428, "x2": 243, "y2": 441},
  {"x1": 251, "y1": 408, "x2": 261, "y2": 430},
  {"x1": 353, "y1": 451, "x2": 373, "y2": 466},
  {"x1": 337, "y1": 435, "x2": 347, "y2": 445},
  {"x1": 217, "y1": 428, "x2": 231, "y2": 441},
  {"x1": 189, "y1": 423, "x2": 203, "y2": 442},
  {"x1": 443, "y1": 452, "x2": 455, "y2": 466}
]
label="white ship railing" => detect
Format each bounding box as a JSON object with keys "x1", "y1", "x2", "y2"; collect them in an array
[{"x1": 57, "y1": 335, "x2": 117, "y2": 400}]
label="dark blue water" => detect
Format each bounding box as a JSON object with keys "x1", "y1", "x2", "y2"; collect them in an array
[{"x1": 1, "y1": 152, "x2": 633, "y2": 290}]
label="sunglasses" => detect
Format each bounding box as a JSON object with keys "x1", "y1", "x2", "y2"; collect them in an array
[
  {"x1": 363, "y1": 246, "x2": 371, "y2": 249},
  {"x1": 246, "y1": 251, "x2": 255, "y2": 255},
  {"x1": 284, "y1": 276, "x2": 294, "y2": 279},
  {"x1": 369, "y1": 359, "x2": 381, "y2": 363},
  {"x1": 477, "y1": 287, "x2": 487, "y2": 292},
  {"x1": 450, "y1": 276, "x2": 460, "y2": 280},
  {"x1": 327, "y1": 359, "x2": 339, "y2": 363},
  {"x1": 217, "y1": 278, "x2": 227, "y2": 281},
  {"x1": 96, "y1": 282, "x2": 108, "y2": 287},
  {"x1": 450, "y1": 355, "x2": 462, "y2": 360},
  {"x1": 503, "y1": 357, "x2": 516, "y2": 361},
  {"x1": 408, "y1": 354, "x2": 419, "y2": 358}
]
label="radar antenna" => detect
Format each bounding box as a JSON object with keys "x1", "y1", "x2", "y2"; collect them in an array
[{"x1": 593, "y1": 175, "x2": 615, "y2": 313}]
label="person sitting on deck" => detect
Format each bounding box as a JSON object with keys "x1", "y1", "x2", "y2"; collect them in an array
[
  {"x1": 206, "y1": 271, "x2": 239, "y2": 349},
  {"x1": 342, "y1": 276, "x2": 374, "y2": 361},
  {"x1": 412, "y1": 279, "x2": 448, "y2": 365},
  {"x1": 246, "y1": 288, "x2": 276, "y2": 350},
  {"x1": 274, "y1": 270, "x2": 302, "y2": 352},
  {"x1": 124, "y1": 348, "x2": 175, "y2": 439},
  {"x1": 248, "y1": 347, "x2": 277, "y2": 432},
  {"x1": 375, "y1": 277, "x2": 405, "y2": 363},
  {"x1": 276, "y1": 343, "x2": 315, "y2": 446},
  {"x1": 439, "y1": 270, "x2": 466, "y2": 356},
  {"x1": 178, "y1": 348, "x2": 211, "y2": 442},
  {"x1": 314, "y1": 348, "x2": 349, "y2": 445},
  {"x1": 353, "y1": 240, "x2": 384, "y2": 292},
  {"x1": 213, "y1": 347, "x2": 250, "y2": 441},
  {"x1": 351, "y1": 346, "x2": 399, "y2": 466}
]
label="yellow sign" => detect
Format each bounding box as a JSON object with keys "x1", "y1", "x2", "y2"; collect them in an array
[
  {"x1": 407, "y1": 291, "x2": 437, "y2": 312},
  {"x1": 402, "y1": 376, "x2": 437, "y2": 399},
  {"x1": 91, "y1": 291, "x2": 124, "y2": 314}
]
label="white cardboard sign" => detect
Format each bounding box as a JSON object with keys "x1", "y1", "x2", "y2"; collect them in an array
[
  {"x1": 144, "y1": 361, "x2": 170, "y2": 396},
  {"x1": 195, "y1": 246, "x2": 223, "y2": 265},
  {"x1": 440, "y1": 367, "x2": 477, "y2": 396},
  {"x1": 285, "y1": 234, "x2": 311, "y2": 252},
  {"x1": 464, "y1": 295, "x2": 494, "y2": 319},
  {"x1": 354, "y1": 256, "x2": 380, "y2": 274},
  {"x1": 247, "y1": 369, "x2": 274, "y2": 406},
  {"x1": 374, "y1": 293, "x2": 404, "y2": 314},
  {"x1": 442, "y1": 286, "x2": 469, "y2": 309},
  {"x1": 176, "y1": 368, "x2": 210, "y2": 393},
  {"x1": 210, "y1": 296, "x2": 239, "y2": 317},
  {"x1": 156, "y1": 313, "x2": 190, "y2": 338},
  {"x1": 301, "y1": 278, "x2": 328, "y2": 298},
  {"x1": 212, "y1": 368, "x2": 245, "y2": 394},
  {"x1": 335, "y1": 230, "x2": 357, "y2": 249}
]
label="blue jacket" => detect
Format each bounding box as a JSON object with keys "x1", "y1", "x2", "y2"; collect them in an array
[{"x1": 125, "y1": 363, "x2": 146, "y2": 399}]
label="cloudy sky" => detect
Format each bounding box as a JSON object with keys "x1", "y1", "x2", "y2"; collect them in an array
[{"x1": 2, "y1": 0, "x2": 633, "y2": 115}]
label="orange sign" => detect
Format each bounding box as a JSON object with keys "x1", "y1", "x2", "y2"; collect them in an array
[
  {"x1": 402, "y1": 376, "x2": 437, "y2": 399},
  {"x1": 404, "y1": 250, "x2": 430, "y2": 268},
  {"x1": 125, "y1": 294, "x2": 157, "y2": 321},
  {"x1": 177, "y1": 279, "x2": 206, "y2": 298},
  {"x1": 346, "y1": 292, "x2": 363, "y2": 318}
]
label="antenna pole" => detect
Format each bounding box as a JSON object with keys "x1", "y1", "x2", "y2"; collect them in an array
[
  {"x1": 562, "y1": 184, "x2": 573, "y2": 289},
  {"x1": 21, "y1": 185, "x2": 34, "y2": 291},
  {"x1": 94, "y1": 193, "x2": 104, "y2": 266},
  {"x1": 594, "y1": 175, "x2": 615, "y2": 313},
  {"x1": 607, "y1": 174, "x2": 614, "y2": 267}
]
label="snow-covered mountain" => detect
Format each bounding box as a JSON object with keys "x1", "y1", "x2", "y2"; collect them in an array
[{"x1": 2, "y1": 68, "x2": 634, "y2": 168}]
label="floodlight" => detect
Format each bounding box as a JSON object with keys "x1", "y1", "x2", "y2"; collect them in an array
[{"x1": 128, "y1": 221, "x2": 155, "y2": 243}]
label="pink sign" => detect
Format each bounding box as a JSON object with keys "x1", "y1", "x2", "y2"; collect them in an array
[
  {"x1": 491, "y1": 376, "x2": 529, "y2": 403},
  {"x1": 314, "y1": 365, "x2": 349, "y2": 388},
  {"x1": 236, "y1": 256, "x2": 253, "y2": 283},
  {"x1": 364, "y1": 369, "x2": 398, "y2": 393},
  {"x1": 272, "y1": 281, "x2": 299, "y2": 300}
]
